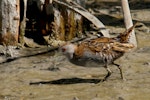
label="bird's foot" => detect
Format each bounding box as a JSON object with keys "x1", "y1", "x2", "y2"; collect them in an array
[
  {"x1": 100, "y1": 76, "x2": 109, "y2": 82},
  {"x1": 100, "y1": 78, "x2": 107, "y2": 82}
]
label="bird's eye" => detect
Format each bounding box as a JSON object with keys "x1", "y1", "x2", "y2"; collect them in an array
[{"x1": 62, "y1": 48, "x2": 66, "y2": 52}]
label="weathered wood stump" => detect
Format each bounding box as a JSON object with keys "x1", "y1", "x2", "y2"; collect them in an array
[
  {"x1": 51, "y1": 0, "x2": 83, "y2": 41},
  {"x1": 0, "y1": 0, "x2": 20, "y2": 45},
  {"x1": 39, "y1": 0, "x2": 84, "y2": 43},
  {"x1": 0, "y1": 0, "x2": 109, "y2": 47}
]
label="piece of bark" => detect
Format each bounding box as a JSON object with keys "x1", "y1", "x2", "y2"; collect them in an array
[{"x1": 19, "y1": 0, "x2": 27, "y2": 47}]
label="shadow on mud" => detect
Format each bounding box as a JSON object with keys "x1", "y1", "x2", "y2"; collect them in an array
[{"x1": 30, "y1": 77, "x2": 101, "y2": 85}]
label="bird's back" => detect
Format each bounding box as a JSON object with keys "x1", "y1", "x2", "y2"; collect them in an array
[{"x1": 74, "y1": 37, "x2": 124, "y2": 63}]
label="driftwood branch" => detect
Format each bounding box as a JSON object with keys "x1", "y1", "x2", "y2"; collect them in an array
[
  {"x1": 53, "y1": 0, "x2": 110, "y2": 37},
  {"x1": 121, "y1": 0, "x2": 137, "y2": 48},
  {"x1": 0, "y1": 36, "x2": 89, "y2": 64}
]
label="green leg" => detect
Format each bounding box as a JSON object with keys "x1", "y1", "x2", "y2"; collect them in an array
[
  {"x1": 102, "y1": 64, "x2": 112, "y2": 81},
  {"x1": 113, "y1": 62, "x2": 125, "y2": 80}
]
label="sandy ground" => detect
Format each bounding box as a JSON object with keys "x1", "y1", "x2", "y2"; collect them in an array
[{"x1": 0, "y1": 1, "x2": 150, "y2": 100}]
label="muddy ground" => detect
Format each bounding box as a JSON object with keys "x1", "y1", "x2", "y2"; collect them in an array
[{"x1": 0, "y1": 1, "x2": 150, "y2": 100}]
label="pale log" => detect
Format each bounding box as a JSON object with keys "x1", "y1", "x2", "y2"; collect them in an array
[{"x1": 121, "y1": 0, "x2": 137, "y2": 48}]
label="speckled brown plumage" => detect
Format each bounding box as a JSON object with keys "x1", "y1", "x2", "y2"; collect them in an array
[{"x1": 61, "y1": 23, "x2": 137, "y2": 81}]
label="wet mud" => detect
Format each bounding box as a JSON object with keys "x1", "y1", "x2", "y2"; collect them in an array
[{"x1": 0, "y1": 0, "x2": 150, "y2": 100}]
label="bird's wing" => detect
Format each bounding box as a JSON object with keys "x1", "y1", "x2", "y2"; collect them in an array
[
  {"x1": 84, "y1": 37, "x2": 114, "y2": 52},
  {"x1": 83, "y1": 37, "x2": 134, "y2": 53}
]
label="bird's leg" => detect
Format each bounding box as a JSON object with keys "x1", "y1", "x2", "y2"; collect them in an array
[
  {"x1": 102, "y1": 64, "x2": 112, "y2": 81},
  {"x1": 113, "y1": 62, "x2": 125, "y2": 81}
]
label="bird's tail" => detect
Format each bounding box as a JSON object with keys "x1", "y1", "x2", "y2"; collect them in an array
[{"x1": 118, "y1": 22, "x2": 138, "y2": 43}]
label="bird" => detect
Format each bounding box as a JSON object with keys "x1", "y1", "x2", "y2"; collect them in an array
[{"x1": 60, "y1": 23, "x2": 137, "y2": 81}]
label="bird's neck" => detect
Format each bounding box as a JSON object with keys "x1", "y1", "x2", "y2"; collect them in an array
[{"x1": 74, "y1": 44, "x2": 85, "y2": 58}]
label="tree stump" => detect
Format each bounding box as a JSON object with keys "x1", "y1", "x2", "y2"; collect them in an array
[
  {"x1": 0, "y1": 0, "x2": 109, "y2": 47},
  {"x1": 0, "y1": 0, "x2": 20, "y2": 45},
  {"x1": 41, "y1": 0, "x2": 84, "y2": 43}
]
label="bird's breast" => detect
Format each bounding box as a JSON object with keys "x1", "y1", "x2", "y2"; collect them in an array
[{"x1": 82, "y1": 50, "x2": 102, "y2": 60}]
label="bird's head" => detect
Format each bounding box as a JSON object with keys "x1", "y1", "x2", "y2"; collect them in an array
[{"x1": 60, "y1": 43, "x2": 77, "y2": 59}]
